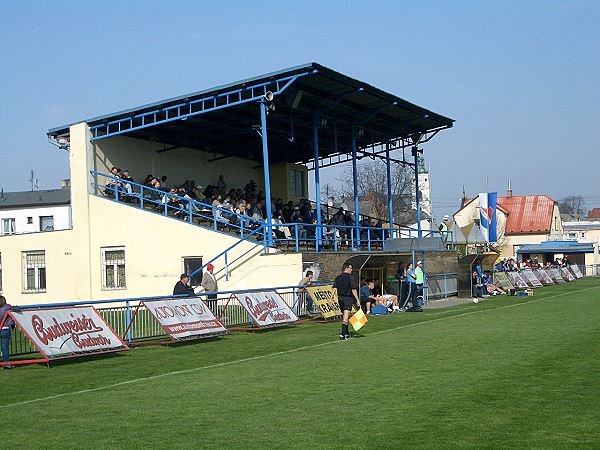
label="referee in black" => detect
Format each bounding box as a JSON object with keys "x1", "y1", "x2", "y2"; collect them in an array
[{"x1": 332, "y1": 262, "x2": 360, "y2": 340}]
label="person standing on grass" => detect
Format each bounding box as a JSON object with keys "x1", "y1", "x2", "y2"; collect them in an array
[
  {"x1": 415, "y1": 260, "x2": 425, "y2": 308},
  {"x1": 201, "y1": 263, "x2": 218, "y2": 300},
  {"x1": 406, "y1": 262, "x2": 416, "y2": 308},
  {"x1": 298, "y1": 270, "x2": 315, "y2": 315},
  {"x1": 0, "y1": 295, "x2": 22, "y2": 369},
  {"x1": 332, "y1": 263, "x2": 360, "y2": 340}
]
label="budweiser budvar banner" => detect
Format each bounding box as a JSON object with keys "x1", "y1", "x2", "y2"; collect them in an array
[
  {"x1": 143, "y1": 298, "x2": 227, "y2": 339},
  {"x1": 10, "y1": 306, "x2": 126, "y2": 358},
  {"x1": 234, "y1": 291, "x2": 298, "y2": 327}
]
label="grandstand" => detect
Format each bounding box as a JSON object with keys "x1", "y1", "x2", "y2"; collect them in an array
[{"x1": 2, "y1": 63, "x2": 455, "y2": 304}]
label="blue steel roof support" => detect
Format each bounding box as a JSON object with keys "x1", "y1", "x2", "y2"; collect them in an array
[{"x1": 89, "y1": 72, "x2": 310, "y2": 142}]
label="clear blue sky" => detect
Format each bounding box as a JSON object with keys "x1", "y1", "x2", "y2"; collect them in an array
[{"x1": 1, "y1": 0, "x2": 599, "y2": 218}]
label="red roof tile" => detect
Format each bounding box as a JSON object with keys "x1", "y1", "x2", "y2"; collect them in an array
[
  {"x1": 498, "y1": 195, "x2": 556, "y2": 234},
  {"x1": 588, "y1": 208, "x2": 600, "y2": 219}
]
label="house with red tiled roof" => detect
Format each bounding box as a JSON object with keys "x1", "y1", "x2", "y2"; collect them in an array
[
  {"x1": 588, "y1": 208, "x2": 600, "y2": 220},
  {"x1": 453, "y1": 189, "x2": 563, "y2": 259}
]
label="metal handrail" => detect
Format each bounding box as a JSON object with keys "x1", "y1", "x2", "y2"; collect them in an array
[{"x1": 90, "y1": 170, "x2": 267, "y2": 237}]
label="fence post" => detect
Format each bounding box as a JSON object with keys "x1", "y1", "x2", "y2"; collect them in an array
[
  {"x1": 444, "y1": 275, "x2": 448, "y2": 299},
  {"x1": 125, "y1": 301, "x2": 132, "y2": 344}
]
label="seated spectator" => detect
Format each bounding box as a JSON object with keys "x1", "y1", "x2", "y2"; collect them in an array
[
  {"x1": 143, "y1": 174, "x2": 154, "y2": 187},
  {"x1": 121, "y1": 169, "x2": 134, "y2": 195},
  {"x1": 360, "y1": 279, "x2": 378, "y2": 314},
  {"x1": 272, "y1": 213, "x2": 291, "y2": 240},
  {"x1": 483, "y1": 271, "x2": 505, "y2": 295},
  {"x1": 105, "y1": 166, "x2": 121, "y2": 196}
]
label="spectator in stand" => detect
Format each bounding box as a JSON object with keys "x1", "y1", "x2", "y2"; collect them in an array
[
  {"x1": 211, "y1": 194, "x2": 222, "y2": 208},
  {"x1": 121, "y1": 169, "x2": 134, "y2": 196},
  {"x1": 105, "y1": 166, "x2": 121, "y2": 196},
  {"x1": 252, "y1": 201, "x2": 264, "y2": 221},
  {"x1": 494, "y1": 259, "x2": 505, "y2": 272},
  {"x1": 161, "y1": 175, "x2": 168, "y2": 187},
  {"x1": 143, "y1": 174, "x2": 154, "y2": 187},
  {"x1": 283, "y1": 201, "x2": 294, "y2": 223},
  {"x1": 439, "y1": 215, "x2": 450, "y2": 242},
  {"x1": 272, "y1": 212, "x2": 291, "y2": 239}
]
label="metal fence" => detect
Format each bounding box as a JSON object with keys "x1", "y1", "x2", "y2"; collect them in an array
[
  {"x1": 426, "y1": 273, "x2": 459, "y2": 301},
  {"x1": 7, "y1": 285, "x2": 311, "y2": 357}
]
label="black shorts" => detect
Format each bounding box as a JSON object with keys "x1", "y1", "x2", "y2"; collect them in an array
[{"x1": 338, "y1": 296, "x2": 355, "y2": 311}]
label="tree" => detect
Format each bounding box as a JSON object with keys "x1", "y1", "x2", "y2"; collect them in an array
[
  {"x1": 559, "y1": 195, "x2": 587, "y2": 216},
  {"x1": 336, "y1": 159, "x2": 416, "y2": 223}
]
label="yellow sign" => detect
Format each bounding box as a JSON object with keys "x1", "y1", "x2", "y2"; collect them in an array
[
  {"x1": 306, "y1": 285, "x2": 342, "y2": 319},
  {"x1": 349, "y1": 309, "x2": 368, "y2": 331}
]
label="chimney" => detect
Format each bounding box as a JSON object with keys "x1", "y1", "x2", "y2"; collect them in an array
[
  {"x1": 507, "y1": 180, "x2": 513, "y2": 198},
  {"x1": 61, "y1": 179, "x2": 71, "y2": 189}
]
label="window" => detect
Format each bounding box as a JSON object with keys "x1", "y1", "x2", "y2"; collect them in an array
[
  {"x1": 22, "y1": 251, "x2": 46, "y2": 293},
  {"x1": 40, "y1": 216, "x2": 54, "y2": 231},
  {"x1": 1, "y1": 218, "x2": 15, "y2": 235},
  {"x1": 27, "y1": 217, "x2": 33, "y2": 224},
  {"x1": 102, "y1": 247, "x2": 126, "y2": 290},
  {"x1": 182, "y1": 256, "x2": 203, "y2": 287},
  {"x1": 289, "y1": 169, "x2": 306, "y2": 198}
]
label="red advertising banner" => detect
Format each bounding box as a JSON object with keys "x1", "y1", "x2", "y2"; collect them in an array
[
  {"x1": 231, "y1": 291, "x2": 298, "y2": 327},
  {"x1": 142, "y1": 297, "x2": 227, "y2": 339},
  {"x1": 2, "y1": 306, "x2": 127, "y2": 364}
]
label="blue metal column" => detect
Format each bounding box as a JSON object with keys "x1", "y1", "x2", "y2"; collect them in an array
[
  {"x1": 351, "y1": 127, "x2": 360, "y2": 248},
  {"x1": 313, "y1": 114, "x2": 322, "y2": 251},
  {"x1": 385, "y1": 142, "x2": 394, "y2": 239},
  {"x1": 413, "y1": 146, "x2": 422, "y2": 238},
  {"x1": 260, "y1": 101, "x2": 273, "y2": 247}
]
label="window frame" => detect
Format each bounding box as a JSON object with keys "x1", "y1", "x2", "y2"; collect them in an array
[
  {"x1": 1, "y1": 218, "x2": 16, "y2": 235},
  {"x1": 22, "y1": 250, "x2": 47, "y2": 293},
  {"x1": 101, "y1": 246, "x2": 127, "y2": 290},
  {"x1": 39, "y1": 215, "x2": 54, "y2": 232}
]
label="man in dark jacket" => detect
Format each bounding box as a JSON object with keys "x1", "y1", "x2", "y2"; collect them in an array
[
  {"x1": 0, "y1": 295, "x2": 22, "y2": 369},
  {"x1": 173, "y1": 274, "x2": 196, "y2": 296}
]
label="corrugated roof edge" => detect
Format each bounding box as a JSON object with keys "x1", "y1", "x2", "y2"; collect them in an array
[{"x1": 48, "y1": 62, "x2": 454, "y2": 136}]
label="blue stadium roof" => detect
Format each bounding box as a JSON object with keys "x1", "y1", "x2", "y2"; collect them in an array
[
  {"x1": 47, "y1": 63, "x2": 454, "y2": 165},
  {"x1": 516, "y1": 241, "x2": 595, "y2": 254}
]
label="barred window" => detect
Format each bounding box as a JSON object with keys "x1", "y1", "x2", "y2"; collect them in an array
[
  {"x1": 22, "y1": 251, "x2": 46, "y2": 293},
  {"x1": 102, "y1": 247, "x2": 126, "y2": 290}
]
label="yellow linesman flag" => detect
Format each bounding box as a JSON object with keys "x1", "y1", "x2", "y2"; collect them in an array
[{"x1": 349, "y1": 309, "x2": 368, "y2": 332}]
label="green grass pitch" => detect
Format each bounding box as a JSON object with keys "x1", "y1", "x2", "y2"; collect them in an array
[{"x1": 2, "y1": 278, "x2": 599, "y2": 449}]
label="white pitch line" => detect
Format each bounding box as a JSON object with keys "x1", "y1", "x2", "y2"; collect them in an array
[{"x1": 2, "y1": 284, "x2": 598, "y2": 410}]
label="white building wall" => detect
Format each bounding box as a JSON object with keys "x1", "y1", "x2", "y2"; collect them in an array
[
  {"x1": 0, "y1": 204, "x2": 71, "y2": 234},
  {"x1": 0, "y1": 123, "x2": 303, "y2": 305}
]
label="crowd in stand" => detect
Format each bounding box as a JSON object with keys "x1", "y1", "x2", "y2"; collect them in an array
[
  {"x1": 493, "y1": 255, "x2": 571, "y2": 273},
  {"x1": 103, "y1": 168, "x2": 389, "y2": 243}
]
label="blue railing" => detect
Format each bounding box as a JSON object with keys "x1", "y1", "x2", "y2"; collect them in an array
[
  {"x1": 9, "y1": 283, "x2": 327, "y2": 357},
  {"x1": 90, "y1": 171, "x2": 454, "y2": 253},
  {"x1": 90, "y1": 171, "x2": 268, "y2": 241}
]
